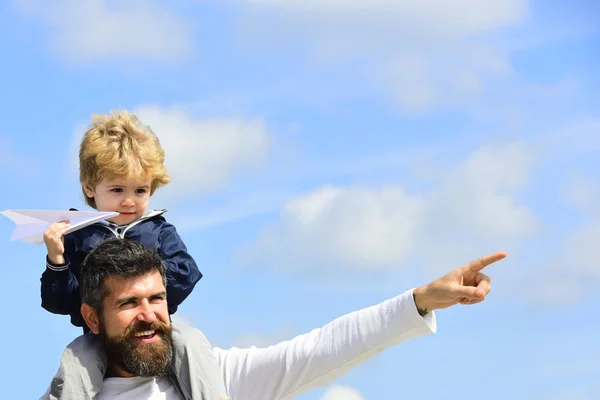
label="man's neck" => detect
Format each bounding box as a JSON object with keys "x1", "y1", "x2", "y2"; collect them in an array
[{"x1": 105, "y1": 364, "x2": 134, "y2": 378}]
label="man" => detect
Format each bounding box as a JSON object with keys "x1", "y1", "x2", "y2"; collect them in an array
[{"x1": 43, "y1": 238, "x2": 504, "y2": 399}]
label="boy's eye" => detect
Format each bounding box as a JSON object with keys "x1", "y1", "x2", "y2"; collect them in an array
[
  {"x1": 111, "y1": 188, "x2": 123, "y2": 193},
  {"x1": 136, "y1": 189, "x2": 147, "y2": 194}
]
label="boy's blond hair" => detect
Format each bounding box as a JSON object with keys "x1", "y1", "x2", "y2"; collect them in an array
[{"x1": 79, "y1": 110, "x2": 171, "y2": 208}]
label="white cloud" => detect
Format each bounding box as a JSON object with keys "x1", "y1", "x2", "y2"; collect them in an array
[
  {"x1": 250, "y1": 185, "x2": 423, "y2": 270},
  {"x1": 12, "y1": 0, "x2": 192, "y2": 64},
  {"x1": 244, "y1": 141, "x2": 539, "y2": 273},
  {"x1": 247, "y1": 0, "x2": 526, "y2": 37},
  {"x1": 553, "y1": 174, "x2": 600, "y2": 281},
  {"x1": 562, "y1": 222, "x2": 600, "y2": 279},
  {"x1": 521, "y1": 173, "x2": 600, "y2": 305},
  {"x1": 321, "y1": 385, "x2": 365, "y2": 400},
  {"x1": 381, "y1": 47, "x2": 512, "y2": 112},
  {"x1": 562, "y1": 173, "x2": 600, "y2": 216},
  {"x1": 239, "y1": 0, "x2": 528, "y2": 112},
  {"x1": 416, "y1": 141, "x2": 539, "y2": 271},
  {"x1": 520, "y1": 276, "x2": 585, "y2": 305},
  {"x1": 134, "y1": 105, "x2": 270, "y2": 201},
  {"x1": 431, "y1": 142, "x2": 537, "y2": 235}
]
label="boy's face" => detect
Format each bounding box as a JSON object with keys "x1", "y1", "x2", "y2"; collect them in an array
[{"x1": 84, "y1": 173, "x2": 152, "y2": 225}]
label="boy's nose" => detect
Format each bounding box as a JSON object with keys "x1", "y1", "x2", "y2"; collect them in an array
[{"x1": 121, "y1": 198, "x2": 135, "y2": 207}]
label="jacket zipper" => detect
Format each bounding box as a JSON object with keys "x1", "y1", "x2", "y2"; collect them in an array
[{"x1": 94, "y1": 210, "x2": 167, "y2": 239}]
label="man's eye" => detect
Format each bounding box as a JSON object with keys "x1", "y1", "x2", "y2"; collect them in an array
[
  {"x1": 150, "y1": 296, "x2": 165, "y2": 303},
  {"x1": 121, "y1": 300, "x2": 136, "y2": 308}
]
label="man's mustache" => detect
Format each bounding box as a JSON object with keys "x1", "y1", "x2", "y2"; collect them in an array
[{"x1": 124, "y1": 320, "x2": 169, "y2": 338}]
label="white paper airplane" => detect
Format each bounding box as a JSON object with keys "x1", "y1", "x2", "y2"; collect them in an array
[{"x1": 0, "y1": 210, "x2": 119, "y2": 244}]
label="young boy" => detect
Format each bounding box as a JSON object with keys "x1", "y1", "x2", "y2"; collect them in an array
[
  {"x1": 40, "y1": 110, "x2": 229, "y2": 399},
  {"x1": 41, "y1": 110, "x2": 202, "y2": 332}
]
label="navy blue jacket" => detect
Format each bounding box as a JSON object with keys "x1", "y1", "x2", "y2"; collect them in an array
[{"x1": 40, "y1": 210, "x2": 202, "y2": 331}]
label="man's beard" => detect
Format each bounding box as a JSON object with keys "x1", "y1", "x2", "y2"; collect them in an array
[{"x1": 100, "y1": 318, "x2": 174, "y2": 377}]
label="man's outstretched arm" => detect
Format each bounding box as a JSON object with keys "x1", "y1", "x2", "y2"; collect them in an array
[
  {"x1": 214, "y1": 252, "x2": 506, "y2": 400},
  {"x1": 215, "y1": 289, "x2": 435, "y2": 400}
]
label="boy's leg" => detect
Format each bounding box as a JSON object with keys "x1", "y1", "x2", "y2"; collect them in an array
[
  {"x1": 50, "y1": 333, "x2": 106, "y2": 399},
  {"x1": 171, "y1": 324, "x2": 230, "y2": 400}
]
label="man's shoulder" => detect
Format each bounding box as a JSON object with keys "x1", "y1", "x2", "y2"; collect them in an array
[
  {"x1": 65, "y1": 332, "x2": 102, "y2": 352},
  {"x1": 171, "y1": 323, "x2": 207, "y2": 337},
  {"x1": 170, "y1": 324, "x2": 219, "y2": 367},
  {"x1": 171, "y1": 324, "x2": 214, "y2": 347}
]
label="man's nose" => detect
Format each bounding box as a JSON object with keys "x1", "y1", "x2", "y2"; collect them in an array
[{"x1": 136, "y1": 301, "x2": 157, "y2": 323}]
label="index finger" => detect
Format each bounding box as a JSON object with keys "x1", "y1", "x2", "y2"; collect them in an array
[{"x1": 465, "y1": 252, "x2": 507, "y2": 273}]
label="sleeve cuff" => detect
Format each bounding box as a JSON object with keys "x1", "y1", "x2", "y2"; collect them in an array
[
  {"x1": 407, "y1": 288, "x2": 437, "y2": 334},
  {"x1": 46, "y1": 256, "x2": 70, "y2": 272}
]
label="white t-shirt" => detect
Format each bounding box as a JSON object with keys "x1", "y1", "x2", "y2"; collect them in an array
[
  {"x1": 44, "y1": 289, "x2": 436, "y2": 400},
  {"x1": 98, "y1": 376, "x2": 180, "y2": 400}
]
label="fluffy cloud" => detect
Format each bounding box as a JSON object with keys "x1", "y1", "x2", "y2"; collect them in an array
[
  {"x1": 246, "y1": 141, "x2": 539, "y2": 273},
  {"x1": 246, "y1": 0, "x2": 526, "y2": 37},
  {"x1": 135, "y1": 105, "x2": 270, "y2": 199},
  {"x1": 537, "y1": 174, "x2": 600, "y2": 302},
  {"x1": 381, "y1": 47, "x2": 512, "y2": 112},
  {"x1": 12, "y1": 0, "x2": 192, "y2": 63},
  {"x1": 562, "y1": 175, "x2": 600, "y2": 280},
  {"x1": 562, "y1": 222, "x2": 600, "y2": 280},
  {"x1": 510, "y1": 171, "x2": 600, "y2": 305},
  {"x1": 250, "y1": 184, "x2": 423, "y2": 270},
  {"x1": 562, "y1": 172, "x2": 600, "y2": 216},
  {"x1": 239, "y1": 0, "x2": 528, "y2": 112},
  {"x1": 321, "y1": 385, "x2": 365, "y2": 400}
]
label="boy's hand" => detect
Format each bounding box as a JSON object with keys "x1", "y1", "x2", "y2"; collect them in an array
[{"x1": 44, "y1": 221, "x2": 70, "y2": 264}]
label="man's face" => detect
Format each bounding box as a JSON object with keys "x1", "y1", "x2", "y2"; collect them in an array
[
  {"x1": 84, "y1": 172, "x2": 152, "y2": 225},
  {"x1": 98, "y1": 270, "x2": 173, "y2": 377}
]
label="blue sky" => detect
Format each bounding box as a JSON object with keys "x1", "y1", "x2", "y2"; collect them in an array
[{"x1": 0, "y1": 0, "x2": 599, "y2": 398}]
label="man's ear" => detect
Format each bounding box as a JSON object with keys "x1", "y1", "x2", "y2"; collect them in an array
[
  {"x1": 81, "y1": 303, "x2": 101, "y2": 334},
  {"x1": 83, "y1": 183, "x2": 95, "y2": 198}
]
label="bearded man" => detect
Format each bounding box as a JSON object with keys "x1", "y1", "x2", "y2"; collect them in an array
[{"x1": 43, "y1": 238, "x2": 503, "y2": 399}]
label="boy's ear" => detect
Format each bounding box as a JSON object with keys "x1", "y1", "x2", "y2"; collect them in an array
[
  {"x1": 81, "y1": 303, "x2": 101, "y2": 334},
  {"x1": 83, "y1": 183, "x2": 95, "y2": 198}
]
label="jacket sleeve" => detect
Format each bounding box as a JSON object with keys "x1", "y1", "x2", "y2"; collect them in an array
[
  {"x1": 40, "y1": 237, "x2": 85, "y2": 327},
  {"x1": 214, "y1": 289, "x2": 437, "y2": 400},
  {"x1": 158, "y1": 223, "x2": 203, "y2": 314},
  {"x1": 40, "y1": 259, "x2": 78, "y2": 316}
]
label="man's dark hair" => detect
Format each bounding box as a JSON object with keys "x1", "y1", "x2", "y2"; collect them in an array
[{"x1": 80, "y1": 238, "x2": 167, "y2": 316}]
